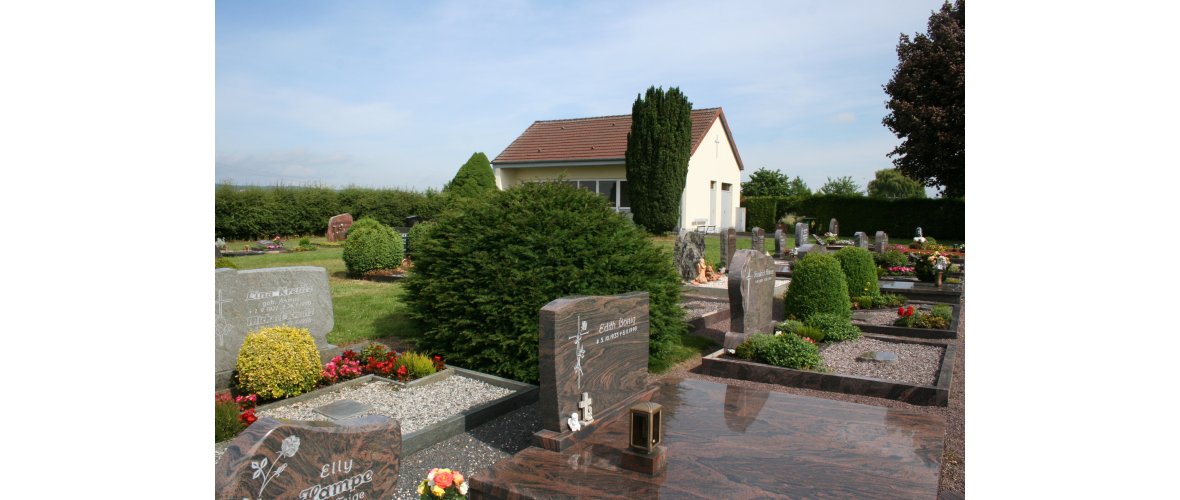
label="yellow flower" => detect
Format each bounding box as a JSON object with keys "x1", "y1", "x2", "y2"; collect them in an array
[
  {"x1": 432, "y1": 485, "x2": 446, "y2": 497},
  {"x1": 417, "y1": 482, "x2": 425, "y2": 495}
]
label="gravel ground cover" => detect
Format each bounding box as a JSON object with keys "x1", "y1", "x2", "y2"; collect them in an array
[
  {"x1": 819, "y1": 337, "x2": 944, "y2": 386},
  {"x1": 853, "y1": 302, "x2": 945, "y2": 326}
]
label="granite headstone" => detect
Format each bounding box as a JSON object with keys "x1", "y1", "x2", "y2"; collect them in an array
[
  {"x1": 874, "y1": 231, "x2": 889, "y2": 253},
  {"x1": 719, "y1": 228, "x2": 737, "y2": 268},
  {"x1": 537, "y1": 292, "x2": 650, "y2": 440},
  {"x1": 795, "y1": 222, "x2": 810, "y2": 247},
  {"x1": 854, "y1": 231, "x2": 870, "y2": 249},
  {"x1": 326, "y1": 213, "x2": 354, "y2": 242},
  {"x1": 673, "y1": 231, "x2": 707, "y2": 281},
  {"x1": 215, "y1": 416, "x2": 401, "y2": 500},
  {"x1": 795, "y1": 243, "x2": 826, "y2": 260},
  {"x1": 773, "y1": 229, "x2": 785, "y2": 258},
  {"x1": 750, "y1": 227, "x2": 765, "y2": 255},
  {"x1": 829, "y1": 218, "x2": 840, "y2": 236},
  {"x1": 727, "y1": 249, "x2": 776, "y2": 336},
  {"x1": 216, "y1": 266, "x2": 336, "y2": 388}
]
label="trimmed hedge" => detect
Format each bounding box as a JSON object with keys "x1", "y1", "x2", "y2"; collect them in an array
[
  {"x1": 403, "y1": 181, "x2": 686, "y2": 384},
  {"x1": 741, "y1": 195, "x2": 963, "y2": 240},
  {"x1": 833, "y1": 247, "x2": 880, "y2": 299},
  {"x1": 215, "y1": 183, "x2": 448, "y2": 240},
  {"x1": 783, "y1": 253, "x2": 851, "y2": 321},
  {"x1": 342, "y1": 218, "x2": 405, "y2": 275}
]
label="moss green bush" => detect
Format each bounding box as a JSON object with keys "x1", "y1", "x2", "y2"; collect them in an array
[
  {"x1": 775, "y1": 320, "x2": 805, "y2": 336},
  {"x1": 342, "y1": 217, "x2": 404, "y2": 276},
  {"x1": 805, "y1": 312, "x2": 861, "y2": 342},
  {"x1": 396, "y1": 352, "x2": 438, "y2": 380},
  {"x1": 874, "y1": 250, "x2": 909, "y2": 268},
  {"x1": 215, "y1": 257, "x2": 238, "y2": 269},
  {"x1": 235, "y1": 325, "x2": 322, "y2": 400},
  {"x1": 214, "y1": 396, "x2": 244, "y2": 442},
  {"x1": 783, "y1": 253, "x2": 851, "y2": 321},
  {"x1": 793, "y1": 325, "x2": 826, "y2": 343},
  {"x1": 733, "y1": 334, "x2": 822, "y2": 370},
  {"x1": 834, "y1": 247, "x2": 879, "y2": 299},
  {"x1": 403, "y1": 181, "x2": 685, "y2": 383}
]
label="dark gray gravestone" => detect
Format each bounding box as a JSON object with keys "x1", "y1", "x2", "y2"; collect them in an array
[
  {"x1": 773, "y1": 229, "x2": 787, "y2": 258},
  {"x1": 315, "y1": 399, "x2": 373, "y2": 421},
  {"x1": 854, "y1": 231, "x2": 870, "y2": 249},
  {"x1": 216, "y1": 267, "x2": 336, "y2": 388},
  {"x1": 724, "y1": 228, "x2": 737, "y2": 268},
  {"x1": 750, "y1": 227, "x2": 765, "y2": 254},
  {"x1": 795, "y1": 243, "x2": 826, "y2": 260},
  {"x1": 795, "y1": 222, "x2": 810, "y2": 247},
  {"x1": 829, "y1": 218, "x2": 840, "y2": 236},
  {"x1": 215, "y1": 416, "x2": 400, "y2": 500},
  {"x1": 673, "y1": 231, "x2": 706, "y2": 280},
  {"x1": 326, "y1": 213, "x2": 353, "y2": 242},
  {"x1": 727, "y1": 250, "x2": 776, "y2": 335},
  {"x1": 874, "y1": 231, "x2": 889, "y2": 253},
  {"x1": 537, "y1": 292, "x2": 650, "y2": 437}
]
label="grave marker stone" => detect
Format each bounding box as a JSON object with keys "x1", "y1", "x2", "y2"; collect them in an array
[
  {"x1": 719, "y1": 228, "x2": 737, "y2": 268},
  {"x1": 673, "y1": 231, "x2": 707, "y2": 281},
  {"x1": 750, "y1": 227, "x2": 765, "y2": 254},
  {"x1": 854, "y1": 231, "x2": 870, "y2": 249},
  {"x1": 829, "y1": 218, "x2": 840, "y2": 236},
  {"x1": 216, "y1": 267, "x2": 335, "y2": 388},
  {"x1": 215, "y1": 416, "x2": 401, "y2": 500},
  {"x1": 875, "y1": 231, "x2": 889, "y2": 253},
  {"x1": 326, "y1": 213, "x2": 354, "y2": 242},
  {"x1": 727, "y1": 250, "x2": 776, "y2": 336},
  {"x1": 537, "y1": 292, "x2": 650, "y2": 449},
  {"x1": 773, "y1": 229, "x2": 785, "y2": 258},
  {"x1": 795, "y1": 243, "x2": 826, "y2": 260},
  {"x1": 795, "y1": 223, "x2": 810, "y2": 247}
]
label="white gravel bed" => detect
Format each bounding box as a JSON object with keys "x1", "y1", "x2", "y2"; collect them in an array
[
  {"x1": 215, "y1": 375, "x2": 514, "y2": 463},
  {"x1": 819, "y1": 337, "x2": 943, "y2": 386}
]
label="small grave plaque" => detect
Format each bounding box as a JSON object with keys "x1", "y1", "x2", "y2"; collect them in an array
[
  {"x1": 315, "y1": 399, "x2": 373, "y2": 421},
  {"x1": 326, "y1": 213, "x2": 354, "y2": 242},
  {"x1": 751, "y1": 227, "x2": 765, "y2": 254},
  {"x1": 538, "y1": 292, "x2": 650, "y2": 435},
  {"x1": 674, "y1": 231, "x2": 707, "y2": 281},
  {"x1": 856, "y1": 351, "x2": 898, "y2": 363},
  {"x1": 215, "y1": 416, "x2": 400, "y2": 500},
  {"x1": 727, "y1": 250, "x2": 776, "y2": 334},
  {"x1": 795, "y1": 223, "x2": 810, "y2": 247},
  {"x1": 874, "y1": 231, "x2": 889, "y2": 253},
  {"x1": 216, "y1": 266, "x2": 335, "y2": 388}
]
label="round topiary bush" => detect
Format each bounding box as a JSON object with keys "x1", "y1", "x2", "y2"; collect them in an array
[
  {"x1": 833, "y1": 247, "x2": 879, "y2": 299},
  {"x1": 343, "y1": 217, "x2": 404, "y2": 276},
  {"x1": 733, "y1": 333, "x2": 822, "y2": 370},
  {"x1": 235, "y1": 325, "x2": 322, "y2": 400},
  {"x1": 783, "y1": 253, "x2": 851, "y2": 321},
  {"x1": 403, "y1": 181, "x2": 685, "y2": 383}
]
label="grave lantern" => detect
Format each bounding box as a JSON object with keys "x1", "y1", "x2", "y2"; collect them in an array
[{"x1": 628, "y1": 402, "x2": 663, "y2": 453}]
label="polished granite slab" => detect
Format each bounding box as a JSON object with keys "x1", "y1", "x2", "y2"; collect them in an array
[{"x1": 470, "y1": 377, "x2": 945, "y2": 499}]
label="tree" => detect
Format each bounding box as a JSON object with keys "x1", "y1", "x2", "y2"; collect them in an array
[
  {"x1": 817, "y1": 176, "x2": 864, "y2": 197},
  {"x1": 867, "y1": 169, "x2": 927, "y2": 199},
  {"x1": 882, "y1": 0, "x2": 965, "y2": 197},
  {"x1": 784, "y1": 176, "x2": 811, "y2": 199},
  {"x1": 625, "y1": 86, "x2": 693, "y2": 233},
  {"x1": 742, "y1": 168, "x2": 790, "y2": 196},
  {"x1": 443, "y1": 152, "x2": 497, "y2": 199}
]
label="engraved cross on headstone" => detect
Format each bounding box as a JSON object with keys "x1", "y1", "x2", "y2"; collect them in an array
[
  {"x1": 216, "y1": 289, "x2": 233, "y2": 317},
  {"x1": 578, "y1": 392, "x2": 594, "y2": 423}
]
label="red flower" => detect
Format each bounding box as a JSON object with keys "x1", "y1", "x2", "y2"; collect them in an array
[
  {"x1": 240, "y1": 409, "x2": 257, "y2": 425},
  {"x1": 433, "y1": 355, "x2": 442, "y2": 362},
  {"x1": 343, "y1": 350, "x2": 357, "y2": 360},
  {"x1": 396, "y1": 365, "x2": 408, "y2": 381},
  {"x1": 897, "y1": 306, "x2": 905, "y2": 316}
]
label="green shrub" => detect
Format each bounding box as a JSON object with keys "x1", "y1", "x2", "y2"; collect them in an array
[
  {"x1": 360, "y1": 342, "x2": 389, "y2": 361},
  {"x1": 793, "y1": 325, "x2": 826, "y2": 343},
  {"x1": 852, "y1": 296, "x2": 875, "y2": 310},
  {"x1": 834, "y1": 247, "x2": 879, "y2": 299},
  {"x1": 775, "y1": 320, "x2": 805, "y2": 335},
  {"x1": 235, "y1": 325, "x2": 322, "y2": 400},
  {"x1": 931, "y1": 304, "x2": 953, "y2": 323},
  {"x1": 909, "y1": 236, "x2": 939, "y2": 249},
  {"x1": 783, "y1": 253, "x2": 851, "y2": 321},
  {"x1": 396, "y1": 351, "x2": 438, "y2": 380},
  {"x1": 215, "y1": 257, "x2": 238, "y2": 269},
  {"x1": 874, "y1": 250, "x2": 909, "y2": 268},
  {"x1": 214, "y1": 396, "x2": 244, "y2": 442},
  {"x1": 733, "y1": 334, "x2": 823, "y2": 370},
  {"x1": 403, "y1": 181, "x2": 685, "y2": 383},
  {"x1": 406, "y1": 221, "x2": 436, "y2": 257},
  {"x1": 874, "y1": 293, "x2": 908, "y2": 308},
  {"x1": 342, "y1": 217, "x2": 405, "y2": 276},
  {"x1": 805, "y1": 312, "x2": 861, "y2": 342}
]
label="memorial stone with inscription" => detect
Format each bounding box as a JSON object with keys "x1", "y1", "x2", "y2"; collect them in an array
[
  {"x1": 727, "y1": 249, "x2": 776, "y2": 335},
  {"x1": 774, "y1": 229, "x2": 787, "y2": 258},
  {"x1": 854, "y1": 231, "x2": 870, "y2": 249},
  {"x1": 750, "y1": 227, "x2": 765, "y2": 254},
  {"x1": 673, "y1": 231, "x2": 707, "y2": 281},
  {"x1": 829, "y1": 218, "x2": 840, "y2": 236},
  {"x1": 721, "y1": 228, "x2": 737, "y2": 268},
  {"x1": 795, "y1": 222, "x2": 810, "y2": 248},
  {"x1": 216, "y1": 266, "x2": 336, "y2": 388},
  {"x1": 215, "y1": 416, "x2": 400, "y2": 500},
  {"x1": 538, "y1": 292, "x2": 650, "y2": 436},
  {"x1": 326, "y1": 213, "x2": 354, "y2": 242},
  {"x1": 875, "y1": 231, "x2": 889, "y2": 253}
]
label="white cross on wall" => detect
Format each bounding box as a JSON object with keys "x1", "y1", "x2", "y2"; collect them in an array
[{"x1": 715, "y1": 135, "x2": 721, "y2": 158}]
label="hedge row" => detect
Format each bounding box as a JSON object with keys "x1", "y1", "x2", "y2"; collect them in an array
[
  {"x1": 741, "y1": 195, "x2": 964, "y2": 240},
  {"x1": 215, "y1": 184, "x2": 449, "y2": 240}
]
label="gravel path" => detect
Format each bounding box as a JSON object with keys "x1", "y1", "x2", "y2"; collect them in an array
[{"x1": 819, "y1": 337, "x2": 943, "y2": 386}]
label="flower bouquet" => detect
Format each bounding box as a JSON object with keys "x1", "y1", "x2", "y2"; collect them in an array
[{"x1": 417, "y1": 468, "x2": 468, "y2": 499}]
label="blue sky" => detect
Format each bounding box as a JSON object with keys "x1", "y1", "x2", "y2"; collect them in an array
[{"x1": 216, "y1": 0, "x2": 948, "y2": 193}]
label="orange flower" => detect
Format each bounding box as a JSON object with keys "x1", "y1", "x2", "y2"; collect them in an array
[
  {"x1": 453, "y1": 472, "x2": 464, "y2": 484},
  {"x1": 434, "y1": 470, "x2": 454, "y2": 489}
]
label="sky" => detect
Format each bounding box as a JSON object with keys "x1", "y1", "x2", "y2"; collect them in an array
[{"x1": 216, "y1": 0, "x2": 949, "y2": 194}]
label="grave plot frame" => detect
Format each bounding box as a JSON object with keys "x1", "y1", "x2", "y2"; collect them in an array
[
  {"x1": 699, "y1": 336, "x2": 956, "y2": 406},
  {"x1": 877, "y1": 281, "x2": 964, "y2": 304},
  {"x1": 851, "y1": 302, "x2": 962, "y2": 339}
]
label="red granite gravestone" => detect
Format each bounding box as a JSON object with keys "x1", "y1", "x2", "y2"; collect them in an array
[
  {"x1": 215, "y1": 416, "x2": 400, "y2": 500},
  {"x1": 535, "y1": 292, "x2": 650, "y2": 451},
  {"x1": 326, "y1": 213, "x2": 354, "y2": 242}
]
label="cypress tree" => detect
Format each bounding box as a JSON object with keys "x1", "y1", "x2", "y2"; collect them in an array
[
  {"x1": 443, "y1": 152, "x2": 497, "y2": 199},
  {"x1": 625, "y1": 86, "x2": 693, "y2": 234}
]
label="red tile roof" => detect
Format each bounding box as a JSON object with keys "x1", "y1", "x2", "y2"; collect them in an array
[{"x1": 493, "y1": 107, "x2": 744, "y2": 170}]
